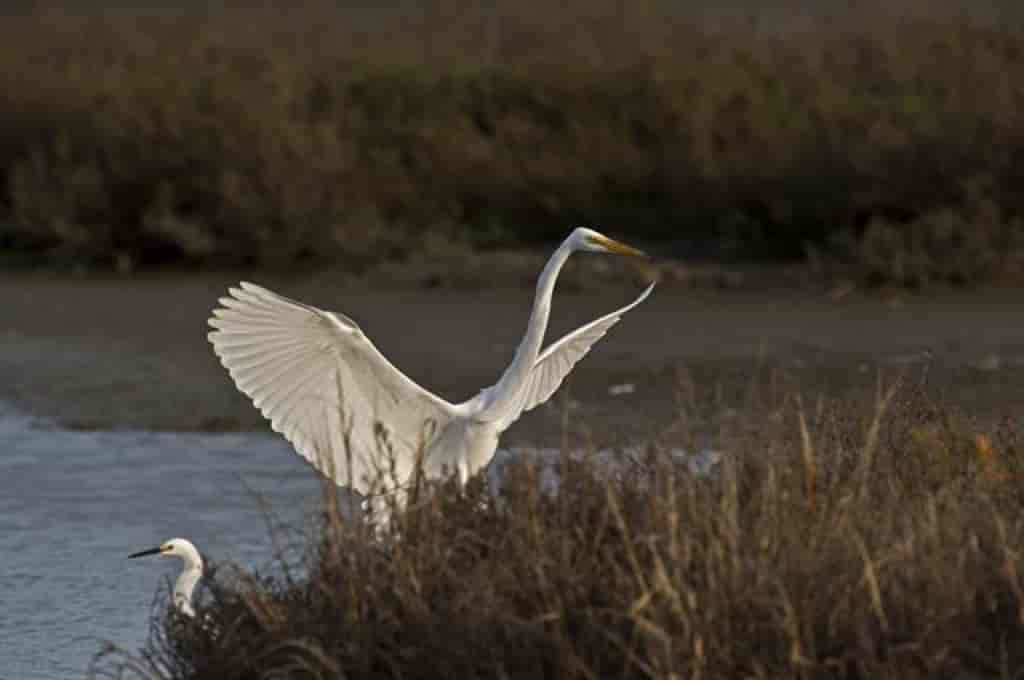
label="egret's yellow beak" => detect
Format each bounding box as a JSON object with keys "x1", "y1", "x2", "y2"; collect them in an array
[{"x1": 589, "y1": 234, "x2": 647, "y2": 258}]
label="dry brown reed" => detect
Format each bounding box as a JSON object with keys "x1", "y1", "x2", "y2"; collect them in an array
[{"x1": 91, "y1": 373, "x2": 1024, "y2": 679}]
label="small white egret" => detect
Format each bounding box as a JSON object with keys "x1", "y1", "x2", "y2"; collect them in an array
[
  {"x1": 129, "y1": 538, "x2": 203, "y2": 618},
  {"x1": 207, "y1": 227, "x2": 653, "y2": 514}
]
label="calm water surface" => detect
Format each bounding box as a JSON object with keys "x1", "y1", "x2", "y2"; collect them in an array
[
  {"x1": 0, "y1": 403, "x2": 321, "y2": 680},
  {"x1": 0, "y1": 400, "x2": 718, "y2": 679}
]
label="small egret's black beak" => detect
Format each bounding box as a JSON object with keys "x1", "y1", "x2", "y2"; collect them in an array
[{"x1": 128, "y1": 546, "x2": 163, "y2": 559}]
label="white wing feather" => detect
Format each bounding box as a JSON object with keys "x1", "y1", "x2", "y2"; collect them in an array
[
  {"x1": 207, "y1": 282, "x2": 455, "y2": 496},
  {"x1": 495, "y1": 282, "x2": 655, "y2": 430}
]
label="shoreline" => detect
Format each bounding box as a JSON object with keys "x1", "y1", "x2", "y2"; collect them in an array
[{"x1": 1, "y1": 272, "x2": 1022, "y2": 438}]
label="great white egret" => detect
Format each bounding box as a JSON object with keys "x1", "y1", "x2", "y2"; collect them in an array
[
  {"x1": 129, "y1": 538, "x2": 203, "y2": 618},
  {"x1": 207, "y1": 227, "x2": 653, "y2": 515}
]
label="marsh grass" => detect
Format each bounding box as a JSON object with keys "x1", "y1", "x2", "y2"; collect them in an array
[
  {"x1": 92, "y1": 373, "x2": 1024, "y2": 679},
  {"x1": 3, "y1": 1, "x2": 1024, "y2": 283}
]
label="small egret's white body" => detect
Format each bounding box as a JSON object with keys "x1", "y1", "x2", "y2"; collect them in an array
[
  {"x1": 129, "y1": 538, "x2": 203, "y2": 618},
  {"x1": 207, "y1": 227, "x2": 653, "y2": 515}
]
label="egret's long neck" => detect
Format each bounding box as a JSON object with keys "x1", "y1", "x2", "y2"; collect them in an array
[
  {"x1": 480, "y1": 240, "x2": 574, "y2": 420},
  {"x1": 174, "y1": 552, "x2": 202, "y2": 618}
]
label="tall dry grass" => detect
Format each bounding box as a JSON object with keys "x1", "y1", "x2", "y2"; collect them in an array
[
  {"x1": 92, "y1": 375, "x2": 1024, "y2": 679},
  {"x1": 2, "y1": 1, "x2": 1024, "y2": 282}
]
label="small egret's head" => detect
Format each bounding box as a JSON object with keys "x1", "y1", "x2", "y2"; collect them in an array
[
  {"x1": 129, "y1": 538, "x2": 200, "y2": 563},
  {"x1": 129, "y1": 538, "x2": 203, "y2": 619},
  {"x1": 570, "y1": 227, "x2": 646, "y2": 258}
]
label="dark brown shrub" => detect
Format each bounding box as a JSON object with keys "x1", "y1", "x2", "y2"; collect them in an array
[{"x1": 92, "y1": 377, "x2": 1024, "y2": 679}]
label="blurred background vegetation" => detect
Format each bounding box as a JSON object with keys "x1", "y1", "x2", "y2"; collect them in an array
[{"x1": 2, "y1": 0, "x2": 1024, "y2": 285}]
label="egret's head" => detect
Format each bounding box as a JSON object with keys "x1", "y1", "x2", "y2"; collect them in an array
[
  {"x1": 129, "y1": 537, "x2": 200, "y2": 563},
  {"x1": 571, "y1": 227, "x2": 646, "y2": 258}
]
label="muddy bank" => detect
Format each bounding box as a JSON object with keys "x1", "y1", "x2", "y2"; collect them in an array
[{"x1": 1, "y1": 272, "x2": 1022, "y2": 442}]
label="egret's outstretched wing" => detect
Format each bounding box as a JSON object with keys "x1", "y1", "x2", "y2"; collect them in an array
[
  {"x1": 494, "y1": 282, "x2": 655, "y2": 430},
  {"x1": 208, "y1": 282, "x2": 455, "y2": 496}
]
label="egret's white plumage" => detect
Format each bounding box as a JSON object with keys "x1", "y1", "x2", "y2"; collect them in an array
[
  {"x1": 129, "y1": 538, "x2": 203, "y2": 618},
  {"x1": 207, "y1": 227, "x2": 653, "y2": 512}
]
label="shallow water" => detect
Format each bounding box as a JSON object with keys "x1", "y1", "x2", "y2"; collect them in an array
[
  {"x1": 0, "y1": 403, "x2": 321, "y2": 680},
  {"x1": 0, "y1": 400, "x2": 720, "y2": 679}
]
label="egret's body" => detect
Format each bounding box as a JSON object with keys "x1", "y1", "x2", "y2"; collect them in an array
[
  {"x1": 129, "y1": 538, "x2": 203, "y2": 618},
  {"x1": 207, "y1": 228, "x2": 653, "y2": 514}
]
